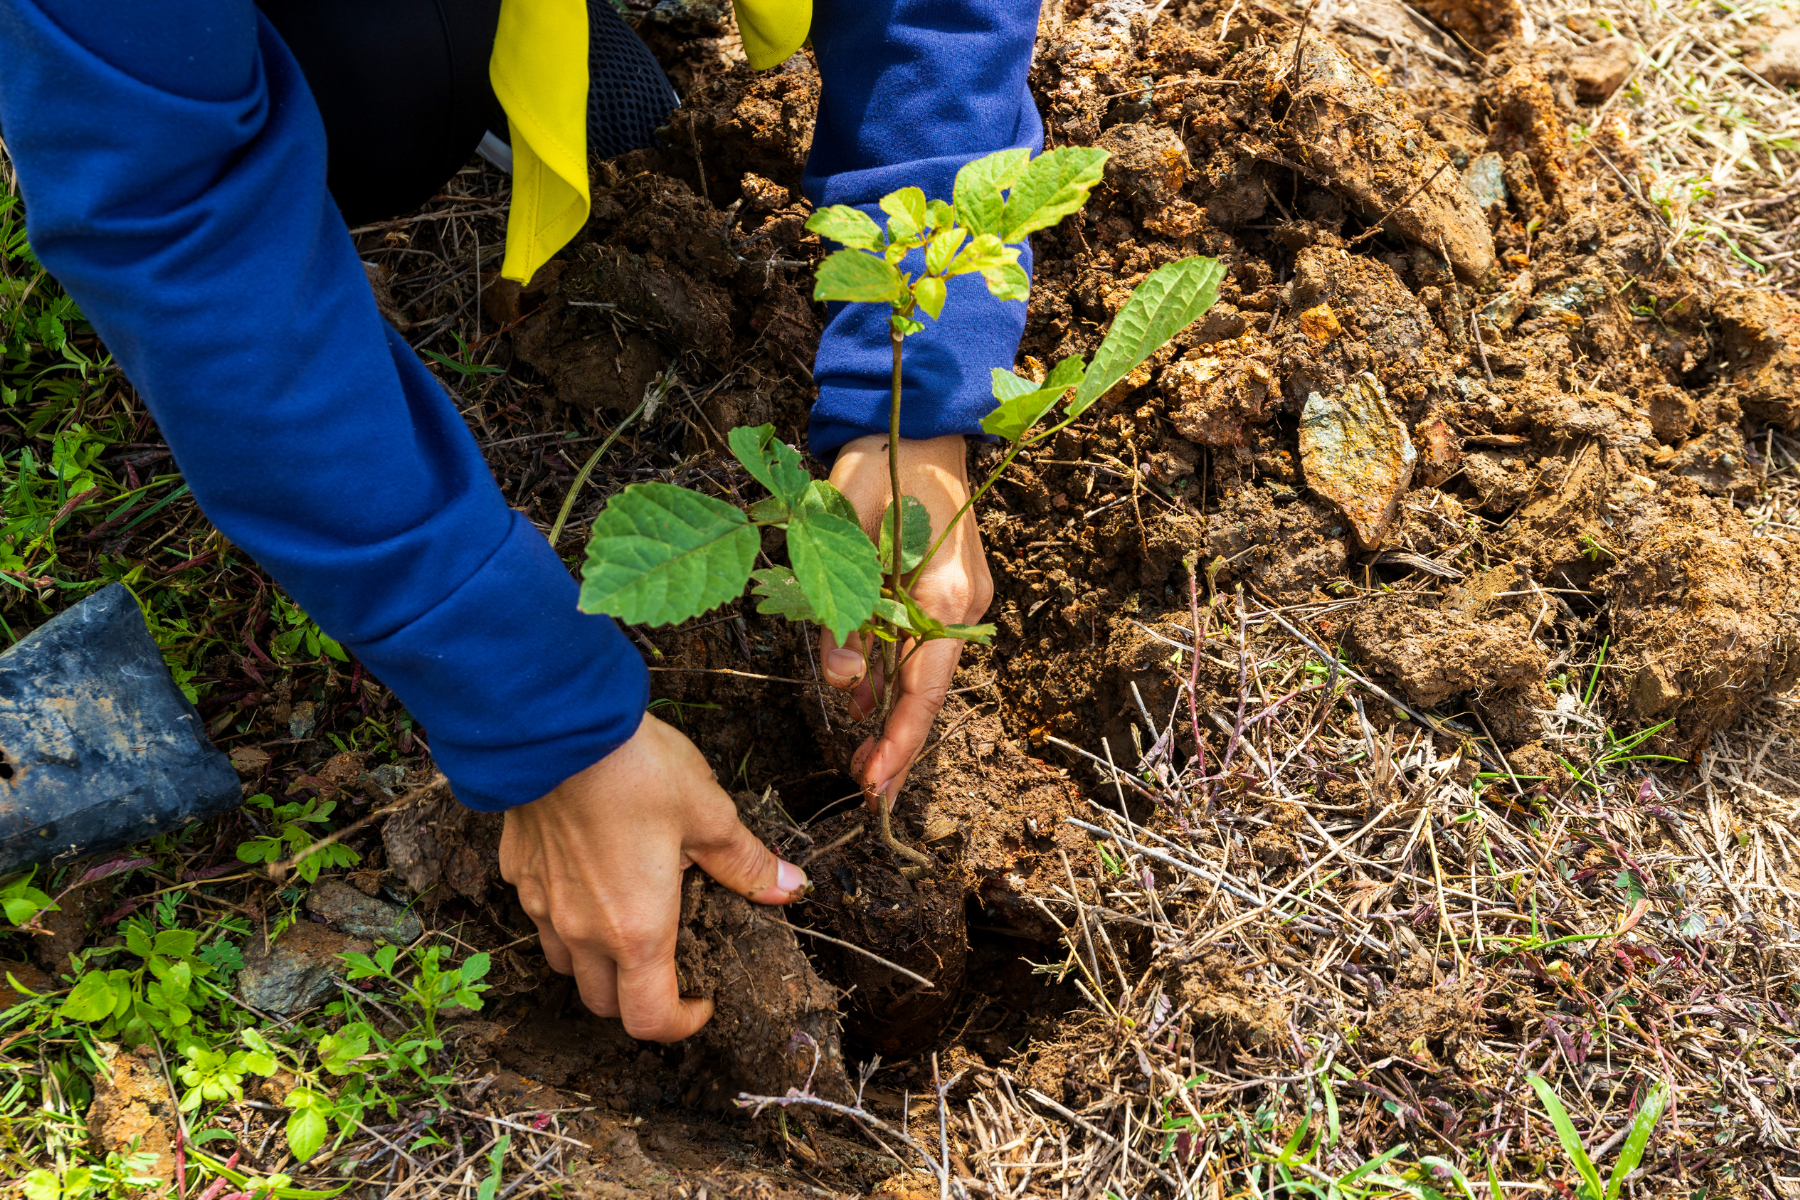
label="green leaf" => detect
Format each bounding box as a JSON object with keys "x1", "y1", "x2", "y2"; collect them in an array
[
  {"x1": 981, "y1": 261, "x2": 1031, "y2": 302},
  {"x1": 787, "y1": 510, "x2": 882, "y2": 644},
  {"x1": 1068, "y1": 256, "x2": 1225, "y2": 419},
  {"x1": 914, "y1": 276, "x2": 947, "y2": 320},
  {"x1": 891, "y1": 315, "x2": 925, "y2": 336},
  {"x1": 925, "y1": 226, "x2": 966, "y2": 277},
  {"x1": 797, "y1": 479, "x2": 861, "y2": 527},
  {"x1": 747, "y1": 495, "x2": 788, "y2": 524},
  {"x1": 286, "y1": 1093, "x2": 331, "y2": 1164},
  {"x1": 813, "y1": 249, "x2": 908, "y2": 305},
  {"x1": 944, "y1": 622, "x2": 996, "y2": 644},
  {"x1": 1, "y1": 896, "x2": 39, "y2": 925},
  {"x1": 126, "y1": 925, "x2": 154, "y2": 958},
  {"x1": 1605, "y1": 1084, "x2": 1666, "y2": 1200},
  {"x1": 925, "y1": 199, "x2": 954, "y2": 230},
  {"x1": 726, "y1": 424, "x2": 811, "y2": 508},
  {"x1": 579, "y1": 483, "x2": 759, "y2": 626},
  {"x1": 749, "y1": 567, "x2": 818, "y2": 623},
  {"x1": 804, "y1": 205, "x2": 884, "y2": 251},
  {"x1": 880, "y1": 187, "x2": 928, "y2": 242},
  {"x1": 877, "y1": 496, "x2": 932, "y2": 575},
  {"x1": 980, "y1": 355, "x2": 1087, "y2": 441},
  {"x1": 154, "y1": 929, "x2": 198, "y2": 960},
  {"x1": 953, "y1": 148, "x2": 1030, "y2": 238},
  {"x1": 899, "y1": 591, "x2": 947, "y2": 640},
  {"x1": 1528, "y1": 1075, "x2": 1602, "y2": 1200},
  {"x1": 873, "y1": 597, "x2": 912, "y2": 632},
  {"x1": 59, "y1": 971, "x2": 118, "y2": 1022},
  {"x1": 1001, "y1": 147, "x2": 1109, "y2": 241},
  {"x1": 22, "y1": 1168, "x2": 59, "y2": 1200},
  {"x1": 945, "y1": 233, "x2": 1019, "y2": 279},
  {"x1": 460, "y1": 952, "x2": 492, "y2": 984}
]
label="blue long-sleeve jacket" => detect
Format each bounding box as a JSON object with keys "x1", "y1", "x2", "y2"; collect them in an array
[{"x1": 0, "y1": 0, "x2": 1041, "y2": 810}]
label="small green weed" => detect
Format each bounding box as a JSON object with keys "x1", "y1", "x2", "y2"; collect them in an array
[{"x1": 1528, "y1": 1074, "x2": 1667, "y2": 1200}]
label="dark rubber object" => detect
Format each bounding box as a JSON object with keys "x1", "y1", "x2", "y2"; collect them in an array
[
  {"x1": 0, "y1": 585, "x2": 240, "y2": 875},
  {"x1": 256, "y1": 0, "x2": 677, "y2": 226}
]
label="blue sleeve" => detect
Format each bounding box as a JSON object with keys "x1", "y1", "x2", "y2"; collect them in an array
[
  {"x1": 803, "y1": 0, "x2": 1044, "y2": 458},
  {"x1": 0, "y1": 0, "x2": 648, "y2": 812}
]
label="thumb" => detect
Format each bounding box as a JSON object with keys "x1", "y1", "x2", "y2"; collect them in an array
[{"x1": 687, "y1": 816, "x2": 810, "y2": 905}]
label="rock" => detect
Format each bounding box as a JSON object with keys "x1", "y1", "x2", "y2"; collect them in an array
[
  {"x1": 305, "y1": 879, "x2": 423, "y2": 944},
  {"x1": 237, "y1": 922, "x2": 373, "y2": 1015},
  {"x1": 1233, "y1": 37, "x2": 1495, "y2": 283},
  {"x1": 1662, "y1": 425, "x2": 1765, "y2": 498},
  {"x1": 0, "y1": 584, "x2": 241, "y2": 875},
  {"x1": 1300, "y1": 372, "x2": 1417, "y2": 548},
  {"x1": 1709, "y1": 287, "x2": 1800, "y2": 430},
  {"x1": 229, "y1": 746, "x2": 271, "y2": 779},
  {"x1": 288, "y1": 700, "x2": 317, "y2": 740},
  {"x1": 87, "y1": 1044, "x2": 177, "y2": 1184},
  {"x1": 1460, "y1": 153, "x2": 1508, "y2": 225},
  {"x1": 380, "y1": 780, "x2": 502, "y2": 903},
  {"x1": 1567, "y1": 37, "x2": 1639, "y2": 101},
  {"x1": 1164, "y1": 332, "x2": 1281, "y2": 447}
]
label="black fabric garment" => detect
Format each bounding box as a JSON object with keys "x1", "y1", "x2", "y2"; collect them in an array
[{"x1": 254, "y1": 0, "x2": 676, "y2": 226}]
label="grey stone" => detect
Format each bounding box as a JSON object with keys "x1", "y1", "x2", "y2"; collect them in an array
[
  {"x1": 1460, "y1": 153, "x2": 1508, "y2": 221},
  {"x1": 306, "y1": 879, "x2": 423, "y2": 944},
  {"x1": 237, "y1": 922, "x2": 373, "y2": 1015},
  {"x1": 0, "y1": 585, "x2": 240, "y2": 874}
]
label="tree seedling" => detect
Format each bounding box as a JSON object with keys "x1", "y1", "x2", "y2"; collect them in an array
[{"x1": 578, "y1": 146, "x2": 1223, "y2": 873}]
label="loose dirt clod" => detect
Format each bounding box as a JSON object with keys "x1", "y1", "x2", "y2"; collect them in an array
[{"x1": 85, "y1": 1044, "x2": 177, "y2": 1184}]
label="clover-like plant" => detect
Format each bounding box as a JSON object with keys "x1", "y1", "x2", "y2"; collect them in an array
[{"x1": 579, "y1": 146, "x2": 1223, "y2": 871}]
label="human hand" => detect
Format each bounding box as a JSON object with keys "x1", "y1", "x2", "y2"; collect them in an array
[
  {"x1": 819, "y1": 433, "x2": 995, "y2": 808},
  {"x1": 499, "y1": 713, "x2": 808, "y2": 1041}
]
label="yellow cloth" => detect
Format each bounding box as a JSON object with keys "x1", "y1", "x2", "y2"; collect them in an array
[
  {"x1": 491, "y1": 0, "x2": 811, "y2": 283},
  {"x1": 734, "y1": 0, "x2": 812, "y2": 71},
  {"x1": 491, "y1": 0, "x2": 589, "y2": 283}
]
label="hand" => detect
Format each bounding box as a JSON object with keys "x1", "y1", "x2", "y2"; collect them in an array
[
  {"x1": 820, "y1": 433, "x2": 994, "y2": 807},
  {"x1": 499, "y1": 713, "x2": 808, "y2": 1041}
]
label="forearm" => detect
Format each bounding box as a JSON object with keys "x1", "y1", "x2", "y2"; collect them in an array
[
  {"x1": 0, "y1": 0, "x2": 647, "y2": 809},
  {"x1": 803, "y1": 0, "x2": 1045, "y2": 458}
]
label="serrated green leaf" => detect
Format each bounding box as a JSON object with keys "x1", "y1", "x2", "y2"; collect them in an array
[
  {"x1": 914, "y1": 276, "x2": 947, "y2": 320},
  {"x1": 797, "y1": 479, "x2": 861, "y2": 526},
  {"x1": 925, "y1": 226, "x2": 965, "y2": 276},
  {"x1": 1068, "y1": 256, "x2": 1224, "y2": 418},
  {"x1": 787, "y1": 511, "x2": 881, "y2": 643},
  {"x1": 878, "y1": 495, "x2": 932, "y2": 574},
  {"x1": 1001, "y1": 147, "x2": 1109, "y2": 241},
  {"x1": 899, "y1": 591, "x2": 947, "y2": 640},
  {"x1": 980, "y1": 261, "x2": 1031, "y2": 303},
  {"x1": 749, "y1": 567, "x2": 819, "y2": 623},
  {"x1": 881, "y1": 187, "x2": 928, "y2": 242},
  {"x1": 727, "y1": 424, "x2": 811, "y2": 508},
  {"x1": 579, "y1": 483, "x2": 759, "y2": 626},
  {"x1": 946, "y1": 233, "x2": 1019, "y2": 278},
  {"x1": 943, "y1": 622, "x2": 996, "y2": 644},
  {"x1": 805, "y1": 205, "x2": 884, "y2": 251},
  {"x1": 813, "y1": 249, "x2": 908, "y2": 305},
  {"x1": 747, "y1": 495, "x2": 788, "y2": 524},
  {"x1": 954, "y1": 148, "x2": 1030, "y2": 238},
  {"x1": 981, "y1": 355, "x2": 1087, "y2": 440},
  {"x1": 873, "y1": 597, "x2": 912, "y2": 631}
]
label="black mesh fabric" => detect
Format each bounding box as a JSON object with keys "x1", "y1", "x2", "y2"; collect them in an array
[{"x1": 587, "y1": 0, "x2": 680, "y2": 158}]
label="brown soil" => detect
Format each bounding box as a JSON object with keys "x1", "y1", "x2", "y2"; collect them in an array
[
  {"x1": 431, "y1": 3, "x2": 1800, "y2": 1178},
  {"x1": 86, "y1": 1044, "x2": 178, "y2": 1184}
]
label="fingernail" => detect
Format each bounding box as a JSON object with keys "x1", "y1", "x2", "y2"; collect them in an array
[
  {"x1": 826, "y1": 649, "x2": 863, "y2": 680},
  {"x1": 776, "y1": 860, "x2": 808, "y2": 895},
  {"x1": 871, "y1": 777, "x2": 893, "y2": 801}
]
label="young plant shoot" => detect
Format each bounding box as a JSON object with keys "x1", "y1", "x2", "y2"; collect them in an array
[{"x1": 578, "y1": 146, "x2": 1223, "y2": 872}]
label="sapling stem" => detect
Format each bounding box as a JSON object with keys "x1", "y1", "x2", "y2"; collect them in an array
[{"x1": 872, "y1": 308, "x2": 933, "y2": 877}]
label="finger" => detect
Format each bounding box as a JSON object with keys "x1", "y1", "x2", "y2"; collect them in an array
[
  {"x1": 616, "y1": 952, "x2": 714, "y2": 1043},
  {"x1": 821, "y1": 629, "x2": 867, "y2": 690},
  {"x1": 572, "y1": 950, "x2": 621, "y2": 1019},
  {"x1": 687, "y1": 799, "x2": 810, "y2": 904},
  {"x1": 535, "y1": 917, "x2": 575, "y2": 977},
  {"x1": 862, "y1": 635, "x2": 963, "y2": 800}
]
